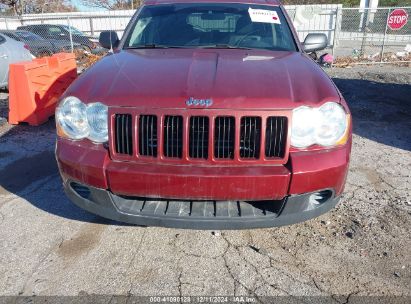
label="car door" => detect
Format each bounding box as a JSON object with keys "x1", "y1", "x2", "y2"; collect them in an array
[
  {"x1": 0, "y1": 34, "x2": 9, "y2": 87},
  {"x1": 0, "y1": 36, "x2": 32, "y2": 88}
]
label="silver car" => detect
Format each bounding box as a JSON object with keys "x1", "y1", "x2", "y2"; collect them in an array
[{"x1": 0, "y1": 33, "x2": 32, "y2": 89}]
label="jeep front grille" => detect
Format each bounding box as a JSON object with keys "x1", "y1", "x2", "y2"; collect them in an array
[{"x1": 113, "y1": 111, "x2": 288, "y2": 163}]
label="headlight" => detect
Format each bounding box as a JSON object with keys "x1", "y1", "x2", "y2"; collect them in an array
[
  {"x1": 56, "y1": 96, "x2": 89, "y2": 140},
  {"x1": 291, "y1": 102, "x2": 349, "y2": 148},
  {"x1": 86, "y1": 102, "x2": 108, "y2": 143},
  {"x1": 291, "y1": 106, "x2": 317, "y2": 148},
  {"x1": 316, "y1": 102, "x2": 348, "y2": 146},
  {"x1": 56, "y1": 97, "x2": 108, "y2": 143}
]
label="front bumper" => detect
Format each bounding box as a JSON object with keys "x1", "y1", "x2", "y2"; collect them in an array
[
  {"x1": 56, "y1": 138, "x2": 350, "y2": 228},
  {"x1": 64, "y1": 180, "x2": 340, "y2": 230},
  {"x1": 56, "y1": 138, "x2": 350, "y2": 200}
]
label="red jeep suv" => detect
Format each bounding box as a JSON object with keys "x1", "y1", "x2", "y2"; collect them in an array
[{"x1": 55, "y1": 0, "x2": 352, "y2": 229}]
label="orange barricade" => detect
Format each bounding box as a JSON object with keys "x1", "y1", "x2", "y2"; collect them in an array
[{"x1": 8, "y1": 53, "x2": 77, "y2": 126}]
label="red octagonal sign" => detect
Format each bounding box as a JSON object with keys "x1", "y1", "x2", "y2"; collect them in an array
[{"x1": 387, "y1": 9, "x2": 408, "y2": 30}]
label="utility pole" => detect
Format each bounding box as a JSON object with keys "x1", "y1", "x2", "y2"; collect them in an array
[{"x1": 359, "y1": 0, "x2": 379, "y2": 56}]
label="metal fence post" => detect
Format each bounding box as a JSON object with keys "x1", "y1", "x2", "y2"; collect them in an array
[
  {"x1": 89, "y1": 17, "x2": 94, "y2": 37},
  {"x1": 332, "y1": 6, "x2": 342, "y2": 57},
  {"x1": 67, "y1": 16, "x2": 74, "y2": 53},
  {"x1": 381, "y1": 8, "x2": 391, "y2": 63},
  {"x1": 360, "y1": 8, "x2": 370, "y2": 56}
]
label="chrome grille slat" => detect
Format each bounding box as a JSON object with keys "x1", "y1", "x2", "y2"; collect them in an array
[
  {"x1": 121, "y1": 115, "x2": 125, "y2": 153},
  {"x1": 196, "y1": 116, "x2": 200, "y2": 157},
  {"x1": 265, "y1": 117, "x2": 287, "y2": 158},
  {"x1": 114, "y1": 114, "x2": 133, "y2": 155},
  {"x1": 197, "y1": 117, "x2": 203, "y2": 158},
  {"x1": 189, "y1": 116, "x2": 209, "y2": 159},
  {"x1": 125, "y1": 115, "x2": 131, "y2": 155},
  {"x1": 278, "y1": 117, "x2": 285, "y2": 156},
  {"x1": 164, "y1": 115, "x2": 183, "y2": 158},
  {"x1": 171, "y1": 116, "x2": 174, "y2": 156},
  {"x1": 139, "y1": 115, "x2": 158, "y2": 157},
  {"x1": 240, "y1": 117, "x2": 261, "y2": 159},
  {"x1": 115, "y1": 114, "x2": 120, "y2": 153},
  {"x1": 214, "y1": 117, "x2": 235, "y2": 159}
]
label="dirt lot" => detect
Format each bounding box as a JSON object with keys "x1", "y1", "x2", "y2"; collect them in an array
[{"x1": 0, "y1": 66, "x2": 410, "y2": 302}]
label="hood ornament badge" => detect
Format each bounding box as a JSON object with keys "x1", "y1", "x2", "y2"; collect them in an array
[{"x1": 186, "y1": 97, "x2": 213, "y2": 107}]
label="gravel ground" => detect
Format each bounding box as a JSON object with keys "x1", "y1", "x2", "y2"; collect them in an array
[{"x1": 0, "y1": 66, "x2": 410, "y2": 302}]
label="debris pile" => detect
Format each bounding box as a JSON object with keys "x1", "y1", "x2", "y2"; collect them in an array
[
  {"x1": 334, "y1": 44, "x2": 411, "y2": 67},
  {"x1": 74, "y1": 50, "x2": 105, "y2": 72}
]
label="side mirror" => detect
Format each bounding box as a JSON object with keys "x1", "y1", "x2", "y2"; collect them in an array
[
  {"x1": 303, "y1": 33, "x2": 328, "y2": 53},
  {"x1": 99, "y1": 31, "x2": 120, "y2": 49}
]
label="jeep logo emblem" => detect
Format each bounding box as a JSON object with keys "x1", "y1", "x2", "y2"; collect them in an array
[{"x1": 186, "y1": 97, "x2": 213, "y2": 107}]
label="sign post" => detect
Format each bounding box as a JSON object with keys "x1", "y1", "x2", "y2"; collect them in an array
[{"x1": 381, "y1": 8, "x2": 391, "y2": 62}]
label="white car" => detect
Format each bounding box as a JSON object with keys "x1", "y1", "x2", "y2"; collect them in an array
[{"x1": 0, "y1": 33, "x2": 32, "y2": 89}]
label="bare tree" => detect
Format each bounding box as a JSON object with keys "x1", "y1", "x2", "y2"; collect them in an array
[
  {"x1": 81, "y1": 0, "x2": 143, "y2": 10},
  {"x1": 0, "y1": 0, "x2": 76, "y2": 15},
  {"x1": 29, "y1": 0, "x2": 77, "y2": 13},
  {"x1": 0, "y1": 0, "x2": 20, "y2": 15}
]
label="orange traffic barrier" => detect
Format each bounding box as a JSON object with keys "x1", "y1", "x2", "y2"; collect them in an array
[{"x1": 8, "y1": 53, "x2": 77, "y2": 126}]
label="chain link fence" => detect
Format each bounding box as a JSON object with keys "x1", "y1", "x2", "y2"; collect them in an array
[
  {"x1": 336, "y1": 7, "x2": 411, "y2": 64},
  {"x1": 0, "y1": 5, "x2": 410, "y2": 64},
  {"x1": 285, "y1": 4, "x2": 342, "y2": 55}
]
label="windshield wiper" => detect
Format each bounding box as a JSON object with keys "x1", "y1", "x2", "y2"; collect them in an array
[
  {"x1": 195, "y1": 44, "x2": 252, "y2": 50},
  {"x1": 125, "y1": 44, "x2": 185, "y2": 49}
]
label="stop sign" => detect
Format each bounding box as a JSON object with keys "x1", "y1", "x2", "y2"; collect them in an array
[{"x1": 387, "y1": 9, "x2": 408, "y2": 30}]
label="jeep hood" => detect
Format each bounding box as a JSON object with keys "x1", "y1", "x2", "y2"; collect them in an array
[{"x1": 66, "y1": 48, "x2": 340, "y2": 110}]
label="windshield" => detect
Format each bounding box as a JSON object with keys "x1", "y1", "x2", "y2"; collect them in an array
[
  {"x1": 0, "y1": 32, "x2": 19, "y2": 41},
  {"x1": 124, "y1": 3, "x2": 297, "y2": 51},
  {"x1": 62, "y1": 25, "x2": 85, "y2": 36},
  {"x1": 15, "y1": 31, "x2": 43, "y2": 41}
]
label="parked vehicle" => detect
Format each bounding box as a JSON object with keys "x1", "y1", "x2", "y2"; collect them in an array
[
  {"x1": 56, "y1": 0, "x2": 352, "y2": 229},
  {"x1": 17, "y1": 24, "x2": 102, "y2": 54},
  {"x1": 0, "y1": 33, "x2": 32, "y2": 89},
  {"x1": 0, "y1": 30, "x2": 82, "y2": 57}
]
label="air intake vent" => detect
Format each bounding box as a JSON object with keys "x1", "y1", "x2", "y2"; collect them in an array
[
  {"x1": 265, "y1": 117, "x2": 287, "y2": 158},
  {"x1": 189, "y1": 116, "x2": 209, "y2": 159},
  {"x1": 240, "y1": 117, "x2": 262, "y2": 159},
  {"x1": 114, "y1": 114, "x2": 133, "y2": 155},
  {"x1": 163, "y1": 116, "x2": 183, "y2": 158},
  {"x1": 139, "y1": 115, "x2": 158, "y2": 157},
  {"x1": 214, "y1": 117, "x2": 235, "y2": 159},
  {"x1": 70, "y1": 182, "x2": 91, "y2": 200}
]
